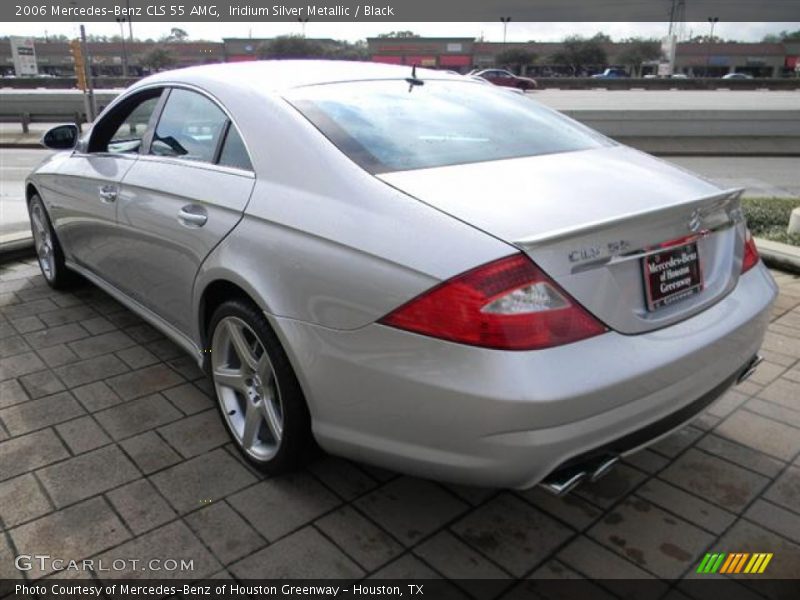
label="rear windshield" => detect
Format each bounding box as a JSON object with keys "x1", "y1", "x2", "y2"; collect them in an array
[{"x1": 284, "y1": 80, "x2": 609, "y2": 174}]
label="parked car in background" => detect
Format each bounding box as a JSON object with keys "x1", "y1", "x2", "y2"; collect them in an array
[
  {"x1": 722, "y1": 72, "x2": 754, "y2": 80},
  {"x1": 471, "y1": 68, "x2": 537, "y2": 90},
  {"x1": 27, "y1": 61, "x2": 775, "y2": 492},
  {"x1": 591, "y1": 68, "x2": 629, "y2": 79},
  {"x1": 466, "y1": 74, "x2": 525, "y2": 94}
]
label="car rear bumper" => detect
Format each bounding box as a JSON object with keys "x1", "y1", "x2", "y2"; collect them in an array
[{"x1": 270, "y1": 263, "x2": 777, "y2": 489}]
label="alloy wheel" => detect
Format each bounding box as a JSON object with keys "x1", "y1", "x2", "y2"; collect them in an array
[
  {"x1": 211, "y1": 316, "x2": 284, "y2": 461},
  {"x1": 30, "y1": 202, "x2": 55, "y2": 281}
]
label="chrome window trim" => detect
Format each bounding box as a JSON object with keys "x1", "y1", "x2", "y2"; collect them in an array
[
  {"x1": 87, "y1": 80, "x2": 257, "y2": 177},
  {"x1": 134, "y1": 153, "x2": 256, "y2": 179}
]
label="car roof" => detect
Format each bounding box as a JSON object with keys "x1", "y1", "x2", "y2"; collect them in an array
[{"x1": 137, "y1": 59, "x2": 464, "y2": 94}]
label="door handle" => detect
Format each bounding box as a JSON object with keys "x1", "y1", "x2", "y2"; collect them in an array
[
  {"x1": 178, "y1": 205, "x2": 208, "y2": 227},
  {"x1": 98, "y1": 185, "x2": 117, "y2": 203}
]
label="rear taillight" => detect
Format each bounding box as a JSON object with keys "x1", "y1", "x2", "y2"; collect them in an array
[
  {"x1": 742, "y1": 229, "x2": 760, "y2": 273},
  {"x1": 379, "y1": 253, "x2": 607, "y2": 350}
]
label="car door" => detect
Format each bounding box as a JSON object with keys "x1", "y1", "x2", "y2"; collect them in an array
[
  {"x1": 494, "y1": 71, "x2": 516, "y2": 87},
  {"x1": 113, "y1": 87, "x2": 255, "y2": 336},
  {"x1": 482, "y1": 70, "x2": 502, "y2": 85},
  {"x1": 48, "y1": 88, "x2": 164, "y2": 276}
]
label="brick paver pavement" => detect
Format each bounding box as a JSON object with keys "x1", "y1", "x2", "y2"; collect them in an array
[{"x1": 1, "y1": 254, "x2": 799, "y2": 596}]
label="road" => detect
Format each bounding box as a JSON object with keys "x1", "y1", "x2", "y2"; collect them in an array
[
  {"x1": 0, "y1": 148, "x2": 44, "y2": 244},
  {"x1": 2, "y1": 149, "x2": 799, "y2": 246}
]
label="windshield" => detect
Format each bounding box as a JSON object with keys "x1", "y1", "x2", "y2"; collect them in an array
[{"x1": 284, "y1": 80, "x2": 609, "y2": 174}]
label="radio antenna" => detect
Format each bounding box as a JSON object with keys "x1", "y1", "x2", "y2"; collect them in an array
[{"x1": 406, "y1": 63, "x2": 424, "y2": 91}]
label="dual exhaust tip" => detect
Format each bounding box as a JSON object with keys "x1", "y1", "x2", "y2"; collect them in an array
[
  {"x1": 539, "y1": 455, "x2": 620, "y2": 496},
  {"x1": 540, "y1": 353, "x2": 763, "y2": 497}
]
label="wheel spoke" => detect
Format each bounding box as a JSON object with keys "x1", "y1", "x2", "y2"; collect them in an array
[
  {"x1": 31, "y1": 211, "x2": 45, "y2": 235},
  {"x1": 262, "y1": 394, "x2": 283, "y2": 443},
  {"x1": 255, "y1": 352, "x2": 271, "y2": 380},
  {"x1": 226, "y1": 320, "x2": 258, "y2": 371},
  {"x1": 213, "y1": 366, "x2": 247, "y2": 394},
  {"x1": 241, "y1": 401, "x2": 262, "y2": 450}
]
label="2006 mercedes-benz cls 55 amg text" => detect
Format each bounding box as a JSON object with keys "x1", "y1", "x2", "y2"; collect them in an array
[{"x1": 27, "y1": 61, "x2": 777, "y2": 492}]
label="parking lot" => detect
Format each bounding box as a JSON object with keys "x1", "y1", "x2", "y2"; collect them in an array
[{"x1": 1, "y1": 251, "x2": 799, "y2": 595}]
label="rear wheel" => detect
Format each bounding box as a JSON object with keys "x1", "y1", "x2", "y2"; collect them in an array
[
  {"x1": 208, "y1": 299, "x2": 315, "y2": 473},
  {"x1": 28, "y1": 194, "x2": 76, "y2": 289}
]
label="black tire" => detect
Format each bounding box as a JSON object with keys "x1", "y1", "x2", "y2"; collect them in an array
[
  {"x1": 28, "y1": 194, "x2": 77, "y2": 290},
  {"x1": 207, "y1": 298, "x2": 316, "y2": 473}
]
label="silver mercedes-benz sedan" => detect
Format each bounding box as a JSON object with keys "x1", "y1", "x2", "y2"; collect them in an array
[{"x1": 26, "y1": 61, "x2": 776, "y2": 492}]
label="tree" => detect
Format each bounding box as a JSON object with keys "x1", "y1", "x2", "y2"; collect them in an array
[
  {"x1": 377, "y1": 31, "x2": 419, "y2": 38},
  {"x1": 551, "y1": 35, "x2": 608, "y2": 75},
  {"x1": 325, "y1": 40, "x2": 370, "y2": 61},
  {"x1": 141, "y1": 47, "x2": 176, "y2": 72},
  {"x1": 616, "y1": 38, "x2": 661, "y2": 76},
  {"x1": 161, "y1": 28, "x2": 189, "y2": 43},
  {"x1": 688, "y1": 35, "x2": 723, "y2": 43},
  {"x1": 495, "y1": 48, "x2": 536, "y2": 74},
  {"x1": 766, "y1": 29, "x2": 800, "y2": 41},
  {"x1": 257, "y1": 35, "x2": 325, "y2": 59}
]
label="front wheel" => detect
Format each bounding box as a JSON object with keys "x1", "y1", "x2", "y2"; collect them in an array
[
  {"x1": 208, "y1": 299, "x2": 315, "y2": 473},
  {"x1": 28, "y1": 194, "x2": 76, "y2": 289}
]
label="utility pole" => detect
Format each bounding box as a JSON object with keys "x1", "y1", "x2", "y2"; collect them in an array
[
  {"x1": 117, "y1": 18, "x2": 129, "y2": 77},
  {"x1": 79, "y1": 25, "x2": 96, "y2": 120},
  {"x1": 668, "y1": 0, "x2": 686, "y2": 41},
  {"x1": 706, "y1": 17, "x2": 719, "y2": 75},
  {"x1": 126, "y1": 0, "x2": 133, "y2": 43},
  {"x1": 500, "y1": 17, "x2": 511, "y2": 44}
]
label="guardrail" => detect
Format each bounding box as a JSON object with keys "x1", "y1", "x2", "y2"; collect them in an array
[
  {"x1": 0, "y1": 77, "x2": 137, "y2": 89},
  {"x1": 0, "y1": 89, "x2": 120, "y2": 132}
]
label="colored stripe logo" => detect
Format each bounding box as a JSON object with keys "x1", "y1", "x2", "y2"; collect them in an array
[{"x1": 696, "y1": 552, "x2": 773, "y2": 574}]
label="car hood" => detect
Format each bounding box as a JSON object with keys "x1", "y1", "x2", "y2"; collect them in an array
[{"x1": 377, "y1": 144, "x2": 724, "y2": 244}]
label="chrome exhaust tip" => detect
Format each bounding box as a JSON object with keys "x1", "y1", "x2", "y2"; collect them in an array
[
  {"x1": 736, "y1": 354, "x2": 763, "y2": 385},
  {"x1": 590, "y1": 456, "x2": 619, "y2": 482},
  {"x1": 539, "y1": 471, "x2": 587, "y2": 496}
]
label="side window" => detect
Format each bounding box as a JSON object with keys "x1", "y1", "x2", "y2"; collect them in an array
[
  {"x1": 150, "y1": 89, "x2": 227, "y2": 163},
  {"x1": 108, "y1": 97, "x2": 160, "y2": 153},
  {"x1": 217, "y1": 125, "x2": 252, "y2": 171},
  {"x1": 88, "y1": 89, "x2": 162, "y2": 154}
]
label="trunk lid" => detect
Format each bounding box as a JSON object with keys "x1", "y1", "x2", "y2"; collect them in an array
[{"x1": 378, "y1": 145, "x2": 747, "y2": 334}]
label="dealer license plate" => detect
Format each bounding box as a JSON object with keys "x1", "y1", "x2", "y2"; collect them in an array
[{"x1": 642, "y1": 242, "x2": 703, "y2": 311}]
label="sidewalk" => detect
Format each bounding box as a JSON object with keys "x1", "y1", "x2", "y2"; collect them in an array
[{"x1": 1, "y1": 255, "x2": 799, "y2": 590}]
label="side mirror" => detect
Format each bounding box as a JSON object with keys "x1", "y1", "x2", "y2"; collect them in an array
[{"x1": 41, "y1": 124, "x2": 79, "y2": 150}]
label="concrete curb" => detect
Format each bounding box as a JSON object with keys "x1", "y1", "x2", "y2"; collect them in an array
[
  {"x1": 756, "y1": 237, "x2": 800, "y2": 275},
  {"x1": 0, "y1": 143, "x2": 43, "y2": 149}
]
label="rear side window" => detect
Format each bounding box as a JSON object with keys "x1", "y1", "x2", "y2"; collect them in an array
[
  {"x1": 150, "y1": 89, "x2": 227, "y2": 163},
  {"x1": 285, "y1": 80, "x2": 608, "y2": 174},
  {"x1": 218, "y1": 125, "x2": 252, "y2": 171}
]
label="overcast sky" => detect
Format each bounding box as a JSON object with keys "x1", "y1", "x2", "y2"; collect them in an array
[{"x1": 7, "y1": 21, "x2": 799, "y2": 43}]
